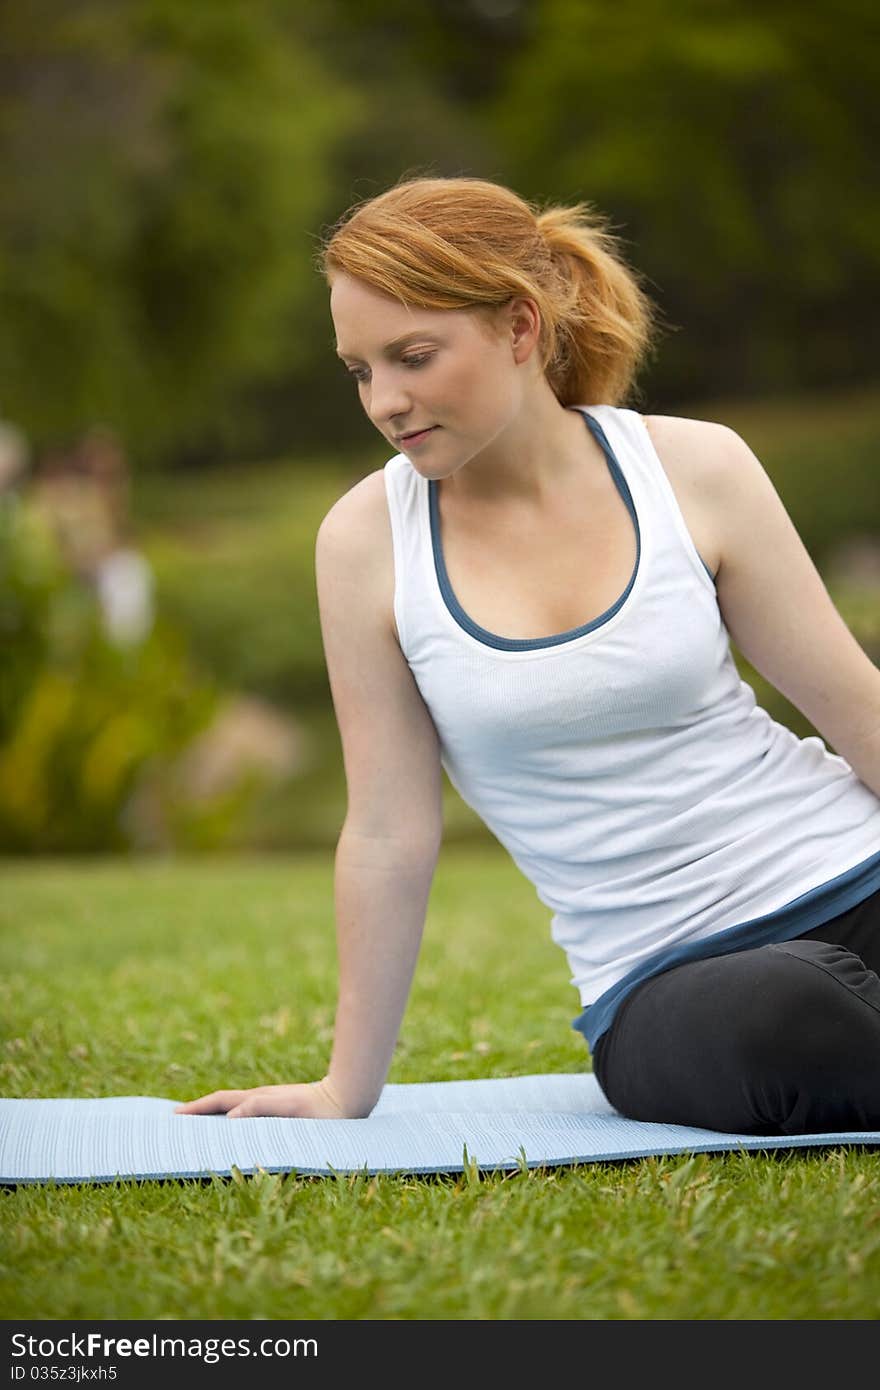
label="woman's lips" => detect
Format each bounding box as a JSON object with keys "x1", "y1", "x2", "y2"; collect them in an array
[{"x1": 399, "y1": 427, "x2": 436, "y2": 447}]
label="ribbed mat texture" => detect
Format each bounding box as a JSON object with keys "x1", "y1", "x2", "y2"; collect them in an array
[{"x1": 4, "y1": 1073, "x2": 880, "y2": 1184}]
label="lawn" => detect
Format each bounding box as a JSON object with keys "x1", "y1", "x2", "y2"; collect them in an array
[{"x1": 3, "y1": 847, "x2": 880, "y2": 1321}]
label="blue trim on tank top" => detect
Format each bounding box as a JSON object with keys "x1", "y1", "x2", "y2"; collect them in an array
[
  {"x1": 428, "y1": 408, "x2": 642, "y2": 651},
  {"x1": 573, "y1": 847, "x2": 880, "y2": 1054}
]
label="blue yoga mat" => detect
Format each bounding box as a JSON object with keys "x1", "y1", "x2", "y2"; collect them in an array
[{"x1": 3, "y1": 1073, "x2": 880, "y2": 1185}]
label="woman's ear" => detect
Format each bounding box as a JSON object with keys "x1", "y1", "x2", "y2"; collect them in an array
[{"x1": 507, "y1": 297, "x2": 542, "y2": 363}]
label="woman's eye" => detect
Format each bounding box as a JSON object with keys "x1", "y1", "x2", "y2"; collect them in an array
[{"x1": 347, "y1": 354, "x2": 432, "y2": 384}]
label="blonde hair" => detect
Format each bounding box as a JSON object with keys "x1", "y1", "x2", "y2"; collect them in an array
[{"x1": 316, "y1": 174, "x2": 661, "y2": 407}]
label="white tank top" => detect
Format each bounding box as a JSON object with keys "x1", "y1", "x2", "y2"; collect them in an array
[{"x1": 383, "y1": 404, "x2": 880, "y2": 1049}]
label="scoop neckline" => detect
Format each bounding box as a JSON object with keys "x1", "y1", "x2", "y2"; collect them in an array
[{"x1": 427, "y1": 406, "x2": 642, "y2": 652}]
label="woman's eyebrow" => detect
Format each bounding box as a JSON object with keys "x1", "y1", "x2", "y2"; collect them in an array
[{"x1": 335, "y1": 331, "x2": 435, "y2": 363}]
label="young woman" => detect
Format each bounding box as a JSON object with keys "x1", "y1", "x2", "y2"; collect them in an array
[{"x1": 176, "y1": 175, "x2": 880, "y2": 1135}]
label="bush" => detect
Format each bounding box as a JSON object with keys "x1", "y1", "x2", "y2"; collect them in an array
[{"x1": 0, "y1": 492, "x2": 229, "y2": 852}]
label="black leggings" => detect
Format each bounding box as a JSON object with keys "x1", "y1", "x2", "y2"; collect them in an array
[{"x1": 591, "y1": 887, "x2": 880, "y2": 1135}]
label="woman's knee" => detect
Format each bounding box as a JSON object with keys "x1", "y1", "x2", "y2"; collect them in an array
[
  {"x1": 597, "y1": 939, "x2": 880, "y2": 1133},
  {"x1": 726, "y1": 939, "x2": 880, "y2": 1073},
  {"x1": 719, "y1": 940, "x2": 880, "y2": 1131}
]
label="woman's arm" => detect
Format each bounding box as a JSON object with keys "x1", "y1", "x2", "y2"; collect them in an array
[
  {"x1": 176, "y1": 472, "x2": 444, "y2": 1118},
  {"x1": 671, "y1": 418, "x2": 880, "y2": 796}
]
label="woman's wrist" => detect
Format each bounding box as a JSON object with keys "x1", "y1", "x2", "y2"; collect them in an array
[{"x1": 318, "y1": 1073, "x2": 378, "y2": 1118}]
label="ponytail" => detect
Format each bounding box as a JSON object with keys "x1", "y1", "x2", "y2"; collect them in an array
[{"x1": 535, "y1": 201, "x2": 658, "y2": 405}]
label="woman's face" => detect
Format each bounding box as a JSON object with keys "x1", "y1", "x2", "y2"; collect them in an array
[{"x1": 329, "y1": 272, "x2": 534, "y2": 479}]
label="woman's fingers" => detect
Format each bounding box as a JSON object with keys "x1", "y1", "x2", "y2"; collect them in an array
[
  {"x1": 223, "y1": 1085, "x2": 333, "y2": 1119},
  {"x1": 174, "y1": 1091, "x2": 247, "y2": 1114},
  {"x1": 174, "y1": 1082, "x2": 347, "y2": 1119},
  {"x1": 225, "y1": 1097, "x2": 264, "y2": 1118}
]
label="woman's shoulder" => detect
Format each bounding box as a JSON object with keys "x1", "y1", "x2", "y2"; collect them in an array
[
  {"x1": 315, "y1": 467, "x2": 396, "y2": 630},
  {"x1": 637, "y1": 412, "x2": 751, "y2": 577},
  {"x1": 639, "y1": 410, "x2": 753, "y2": 500},
  {"x1": 640, "y1": 410, "x2": 740, "y2": 464},
  {"x1": 317, "y1": 467, "x2": 391, "y2": 550}
]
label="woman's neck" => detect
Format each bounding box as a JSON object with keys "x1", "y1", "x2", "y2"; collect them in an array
[{"x1": 441, "y1": 388, "x2": 598, "y2": 510}]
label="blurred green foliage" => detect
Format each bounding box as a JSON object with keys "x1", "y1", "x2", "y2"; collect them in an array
[
  {"x1": 485, "y1": 0, "x2": 880, "y2": 404},
  {"x1": 0, "y1": 492, "x2": 230, "y2": 852},
  {"x1": 133, "y1": 453, "x2": 356, "y2": 706},
  {"x1": 0, "y1": 0, "x2": 356, "y2": 464},
  {"x1": 2, "y1": 2, "x2": 878, "y2": 467}
]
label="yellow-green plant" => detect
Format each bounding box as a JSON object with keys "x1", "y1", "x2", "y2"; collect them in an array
[{"x1": 0, "y1": 493, "x2": 229, "y2": 852}]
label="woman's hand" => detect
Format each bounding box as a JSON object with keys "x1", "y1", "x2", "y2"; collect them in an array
[{"x1": 174, "y1": 1076, "x2": 352, "y2": 1120}]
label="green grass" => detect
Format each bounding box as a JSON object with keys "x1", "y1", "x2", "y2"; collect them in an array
[{"x1": 3, "y1": 849, "x2": 880, "y2": 1320}]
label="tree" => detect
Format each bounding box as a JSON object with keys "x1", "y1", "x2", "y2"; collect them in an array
[
  {"x1": 484, "y1": 0, "x2": 880, "y2": 401},
  {"x1": 0, "y1": 0, "x2": 358, "y2": 463}
]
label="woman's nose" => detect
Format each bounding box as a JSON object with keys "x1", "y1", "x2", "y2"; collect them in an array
[{"x1": 366, "y1": 371, "x2": 412, "y2": 426}]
